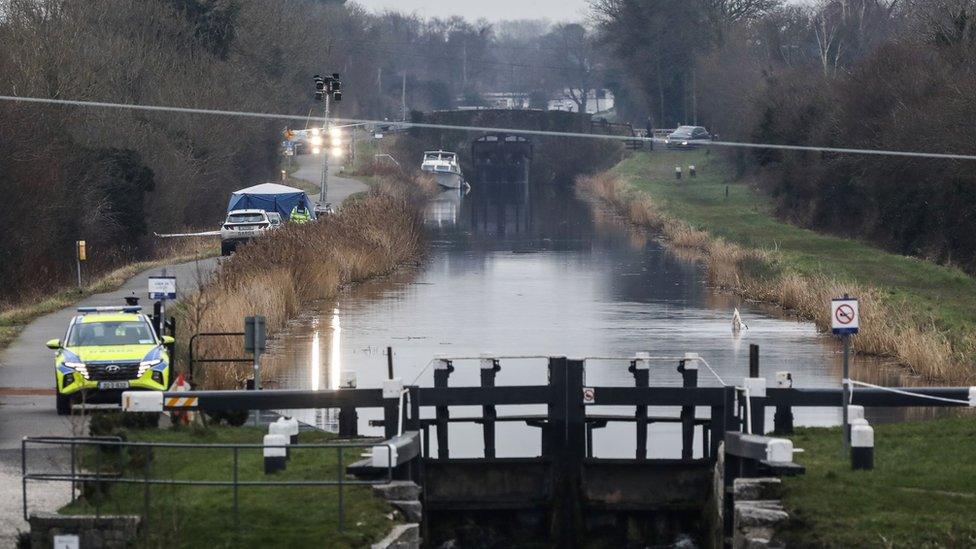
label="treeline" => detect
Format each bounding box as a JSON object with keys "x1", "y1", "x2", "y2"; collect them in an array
[
  {"x1": 0, "y1": 0, "x2": 586, "y2": 302},
  {"x1": 592, "y1": 0, "x2": 976, "y2": 272}
]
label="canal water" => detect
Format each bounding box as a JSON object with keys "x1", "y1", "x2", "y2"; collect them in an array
[{"x1": 266, "y1": 179, "x2": 923, "y2": 458}]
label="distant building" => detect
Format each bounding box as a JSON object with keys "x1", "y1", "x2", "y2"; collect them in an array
[{"x1": 547, "y1": 89, "x2": 615, "y2": 114}]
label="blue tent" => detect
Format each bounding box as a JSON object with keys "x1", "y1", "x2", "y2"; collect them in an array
[{"x1": 227, "y1": 183, "x2": 316, "y2": 220}]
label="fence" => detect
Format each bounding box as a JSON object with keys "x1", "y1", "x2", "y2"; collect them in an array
[{"x1": 21, "y1": 436, "x2": 393, "y2": 540}]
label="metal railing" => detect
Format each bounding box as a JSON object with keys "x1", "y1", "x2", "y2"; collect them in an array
[
  {"x1": 22, "y1": 436, "x2": 393, "y2": 535},
  {"x1": 187, "y1": 332, "x2": 250, "y2": 381}
]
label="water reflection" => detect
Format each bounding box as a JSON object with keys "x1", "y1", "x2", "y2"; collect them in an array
[{"x1": 267, "y1": 177, "x2": 949, "y2": 455}]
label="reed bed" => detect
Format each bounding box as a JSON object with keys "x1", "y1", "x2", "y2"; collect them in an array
[
  {"x1": 577, "y1": 172, "x2": 963, "y2": 382},
  {"x1": 181, "y1": 174, "x2": 430, "y2": 390}
]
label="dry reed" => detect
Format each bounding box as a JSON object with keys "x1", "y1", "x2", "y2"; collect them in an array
[
  {"x1": 576, "y1": 172, "x2": 965, "y2": 382},
  {"x1": 181, "y1": 180, "x2": 429, "y2": 389}
]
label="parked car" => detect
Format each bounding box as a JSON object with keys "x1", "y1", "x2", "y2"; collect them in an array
[
  {"x1": 267, "y1": 212, "x2": 283, "y2": 229},
  {"x1": 220, "y1": 209, "x2": 273, "y2": 256},
  {"x1": 665, "y1": 126, "x2": 712, "y2": 149}
]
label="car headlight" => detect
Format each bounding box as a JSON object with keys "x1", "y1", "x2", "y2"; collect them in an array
[
  {"x1": 63, "y1": 362, "x2": 89, "y2": 379},
  {"x1": 139, "y1": 358, "x2": 163, "y2": 377},
  {"x1": 682, "y1": 141, "x2": 688, "y2": 145}
]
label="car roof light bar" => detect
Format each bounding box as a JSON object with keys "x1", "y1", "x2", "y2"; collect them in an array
[{"x1": 77, "y1": 306, "x2": 142, "y2": 314}]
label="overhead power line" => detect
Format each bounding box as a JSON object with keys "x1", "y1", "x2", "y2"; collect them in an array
[{"x1": 1, "y1": 95, "x2": 974, "y2": 162}]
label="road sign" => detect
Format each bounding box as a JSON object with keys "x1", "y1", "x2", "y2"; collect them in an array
[
  {"x1": 582, "y1": 387, "x2": 595, "y2": 405},
  {"x1": 54, "y1": 535, "x2": 80, "y2": 549},
  {"x1": 244, "y1": 316, "x2": 267, "y2": 353},
  {"x1": 148, "y1": 276, "x2": 177, "y2": 300},
  {"x1": 831, "y1": 298, "x2": 859, "y2": 334}
]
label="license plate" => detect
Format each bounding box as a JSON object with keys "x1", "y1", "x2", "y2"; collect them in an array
[{"x1": 99, "y1": 381, "x2": 130, "y2": 390}]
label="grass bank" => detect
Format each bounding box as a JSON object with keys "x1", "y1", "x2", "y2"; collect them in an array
[
  {"x1": 781, "y1": 417, "x2": 976, "y2": 546},
  {"x1": 0, "y1": 238, "x2": 218, "y2": 351},
  {"x1": 181, "y1": 170, "x2": 433, "y2": 390},
  {"x1": 578, "y1": 150, "x2": 976, "y2": 381},
  {"x1": 60, "y1": 424, "x2": 398, "y2": 548}
]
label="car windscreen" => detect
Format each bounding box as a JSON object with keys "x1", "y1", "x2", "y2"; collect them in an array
[
  {"x1": 227, "y1": 213, "x2": 266, "y2": 223},
  {"x1": 671, "y1": 128, "x2": 693, "y2": 138},
  {"x1": 67, "y1": 321, "x2": 156, "y2": 347}
]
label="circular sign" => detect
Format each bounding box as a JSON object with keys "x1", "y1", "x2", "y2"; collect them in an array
[
  {"x1": 582, "y1": 387, "x2": 595, "y2": 404},
  {"x1": 835, "y1": 304, "x2": 855, "y2": 325}
]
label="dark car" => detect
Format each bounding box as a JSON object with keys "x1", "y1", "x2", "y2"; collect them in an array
[{"x1": 665, "y1": 126, "x2": 712, "y2": 149}]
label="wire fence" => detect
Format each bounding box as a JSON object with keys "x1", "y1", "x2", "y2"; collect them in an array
[{"x1": 22, "y1": 436, "x2": 392, "y2": 542}]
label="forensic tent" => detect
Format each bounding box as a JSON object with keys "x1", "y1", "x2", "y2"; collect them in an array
[{"x1": 226, "y1": 183, "x2": 316, "y2": 220}]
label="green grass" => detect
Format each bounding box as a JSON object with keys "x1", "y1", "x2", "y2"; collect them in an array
[
  {"x1": 615, "y1": 151, "x2": 976, "y2": 350},
  {"x1": 781, "y1": 417, "x2": 976, "y2": 547},
  {"x1": 0, "y1": 245, "x2": 218, "y2": 352},
  {"x1": 61, "y1": 425, "x2": 398, "y2": 548}
]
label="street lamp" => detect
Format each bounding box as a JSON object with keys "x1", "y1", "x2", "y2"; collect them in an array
[{"x1": 313, "y1": 73, "x2": 343, "y2": 209}]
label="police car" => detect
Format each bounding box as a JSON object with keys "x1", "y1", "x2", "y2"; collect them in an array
[{"x1": 47, "y1": 306, "x2": 173, "y2": 415}]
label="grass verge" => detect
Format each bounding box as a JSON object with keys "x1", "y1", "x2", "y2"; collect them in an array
[
  {"x1": 578, "y1": 150, "x2": 976, "y2": 381},
  {"x1": 181, "y1": 168, "x2": 434, "y2": 390},
  {"x1": 0, "y1": 238, "x2": 218, "y2": 351},
  {"x1": 60, "y1": 424, "x2": 398, "y2": 548},
  {"x1": 781, "y1": 417, "x2": 976, "y2": 547}
]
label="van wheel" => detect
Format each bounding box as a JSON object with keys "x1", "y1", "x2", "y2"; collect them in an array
[
  {"x1": 56, "y1": 392, "x2": 73, "y2": 415},
  {"x1": 220, "y1": 242, "x2": 234, "y2": 256}
]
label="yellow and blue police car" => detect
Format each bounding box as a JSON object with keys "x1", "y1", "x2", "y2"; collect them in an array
[{"x1": 46, "y1": 306, "x2": 173, "y2": 415}]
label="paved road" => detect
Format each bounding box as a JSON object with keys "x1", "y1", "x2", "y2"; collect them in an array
[
  {"x1": 0, "y1": 257, "x2": 216, "y2": 542},
  {"x1": 290, "y1": 153, "x2": 369, "y2": 208}
]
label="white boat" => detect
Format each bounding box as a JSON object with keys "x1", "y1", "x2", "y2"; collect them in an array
[{"x1": 421, "y1": 150, "x2": 464, "y2": 189}]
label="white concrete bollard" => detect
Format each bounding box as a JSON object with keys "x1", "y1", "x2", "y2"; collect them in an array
[
  {"x1": 268, "y1": 421, "x2": 292, "y2": 459},
  {"x1": 263, "y1": 434, "x2": 288, "y2": 474},
  {"x1": 851, "y1": 424, "x2": 874, "y2": 470},
  {"x1": 766, "y1": 438, "x2": 794, "y2": 463},
  {"x1": 675, "y1": 166, "x2": 682, "y2": 180},
  {"x1": 847, "y1": 405, "x2": 865, "y2": 422},
  {"x1": 689, "y1": 165, "x2": 697, "y2": 177},
  {"x1": 272, "y1": 416, "x2": 300, "y2": 445}
]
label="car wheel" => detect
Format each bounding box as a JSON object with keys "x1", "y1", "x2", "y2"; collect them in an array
[
  {"x1": 220, "y1": 242, "x2": 233, "y2": 256},
  {"x1": 56, "y1": 391, "x2": 73, "y2": 415}
]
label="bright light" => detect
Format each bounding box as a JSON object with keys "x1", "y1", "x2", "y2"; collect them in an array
[
  {"x1": 312, "y1": 147, "x2": 321, "y2": 155},
  {"x1": 311, "y1": 331, "x2": 320, "y2": 391},
  {"x1": 331, "y1": 136, "x2": 343, "y2": 147},
  {"x1": 331, "y1": 146, "x2": 344, "y2": 158},
  {"x1": 329, "y1": 127, "x2": 342, "y2": 139},
  {"x1": 329, "y1": 309, "x2": 341, "y2": 391},
  {"x1": 311, "y1": 127, "x2": 321, "y2": 136},
  {"x1": 310, "y1": 135, "x2": 323, "y2": 147}
]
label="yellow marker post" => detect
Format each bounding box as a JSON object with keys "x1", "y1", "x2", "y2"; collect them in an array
[{"x1": 75, "y1": 240, "x2": 86, "y2": 288}]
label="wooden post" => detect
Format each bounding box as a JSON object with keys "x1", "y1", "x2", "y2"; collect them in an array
[
  {"x1": 679, "y1": 358, "x2": 699, "y2": 460},
  {"x1": 629, "y1": 356, "x2": 650, "y2": 461},
  {"x1": 480, "y1": 357, "x2": 500, "y2": 459},
  {"x1": 433, "y1": 358, "x2": 453, "y2": 459}
]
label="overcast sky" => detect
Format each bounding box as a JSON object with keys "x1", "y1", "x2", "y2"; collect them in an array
[{"x1": 351, "y1": 0, "x2": 590, "y2": 22}]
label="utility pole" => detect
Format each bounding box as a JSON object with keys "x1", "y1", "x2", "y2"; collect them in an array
[
  {"x1": 401, "y1": 72, "x2": 407, "y2": 122},
  {"x1": 462, "y1": 44, "x2": 468, "y2": 91}
]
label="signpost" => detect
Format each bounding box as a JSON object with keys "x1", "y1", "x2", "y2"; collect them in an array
[
  {"x1": 148, "y1": 273, "x2": 177, "y2": 337},
  {"x1": 831, "y1": 295, "x2": 860, "y2": 448},
  {"x1": 245, "y1": 315, "x2": 267, "y2": 426}
]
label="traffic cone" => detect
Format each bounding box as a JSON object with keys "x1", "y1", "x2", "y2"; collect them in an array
[{"x1": 169, "y1": 373, "x2": 190, "y2": 425}]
